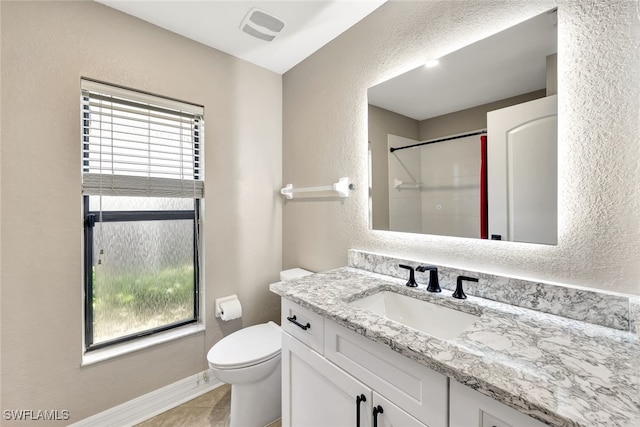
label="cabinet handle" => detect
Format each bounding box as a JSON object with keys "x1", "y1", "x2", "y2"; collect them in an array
[
  {"x1": 372, "y1": 405, "x2": 383, "y2": 427},
  {"x1": 356, "y1": 394, "x2": 366, "y2": 427},
  {"x1": 286, "y1": 315, "x2": 310, "y2": 330}
]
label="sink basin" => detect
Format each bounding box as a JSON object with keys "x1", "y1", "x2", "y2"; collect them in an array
[{"x1": 349, "y1": 291, "x2": 478, "y2": 340}]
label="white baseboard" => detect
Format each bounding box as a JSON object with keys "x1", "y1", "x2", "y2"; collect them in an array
[{"x1": 70, "y1": 369, "x2": 223, "y2": 427}]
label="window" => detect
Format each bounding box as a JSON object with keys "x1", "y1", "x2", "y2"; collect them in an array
[{"x1": 81, "y1": 79, "x2": 204, "y2": 351}]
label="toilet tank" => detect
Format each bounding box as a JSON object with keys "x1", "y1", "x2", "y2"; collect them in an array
[{"x1": 280, "y1": 268, "x2": 313, "y2": 281}]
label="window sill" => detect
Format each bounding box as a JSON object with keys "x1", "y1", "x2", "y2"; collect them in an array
[{"x1": 81, "y1": 323, "x2": 205, "y2": 366}]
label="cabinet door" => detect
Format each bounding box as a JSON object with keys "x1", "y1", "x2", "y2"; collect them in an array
[
  {"x1": 282, "y1": 332, "x2": 372, "y2": 427},
  {"x1": 449, "y1": 380, "x2": 547, "y2": 427},
  {"x1": 372, "y1": 393, "x2": 427, "y2": 427}
]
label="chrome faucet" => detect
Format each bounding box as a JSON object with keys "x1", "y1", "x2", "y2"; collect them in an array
[{"x1": 416, "y1": 265, "x2": 441, "y2": 292}]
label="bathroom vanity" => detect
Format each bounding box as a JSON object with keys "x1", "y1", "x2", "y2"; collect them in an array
[{"x1": 270, "y1": 251, "x2": 640, "y2": 427}]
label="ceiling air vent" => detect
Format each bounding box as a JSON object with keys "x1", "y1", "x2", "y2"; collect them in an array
[{"x1": 240, "y1": 8, "x2": 285, "y2": 42}]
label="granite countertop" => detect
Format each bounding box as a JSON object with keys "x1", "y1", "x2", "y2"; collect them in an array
[{"x1": 269, "y1": 267, "x2": 640, "y2": 427}]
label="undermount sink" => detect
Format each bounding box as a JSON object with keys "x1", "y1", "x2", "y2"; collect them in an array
[{"x1": 349, "y1": 291, "x2": 479, "y2": 340}]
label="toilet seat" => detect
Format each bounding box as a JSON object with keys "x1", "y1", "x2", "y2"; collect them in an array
[{"x1": 207, "y1": 321, "x2": 281, "y2": 370}]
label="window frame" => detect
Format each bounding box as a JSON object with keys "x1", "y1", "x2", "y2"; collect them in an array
[{"x1": 83, "y1": 197, "x2": 201, "y2": 352}]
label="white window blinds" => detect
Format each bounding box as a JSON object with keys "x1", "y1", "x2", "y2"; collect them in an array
[{"x1": 81, "y1": 79, "x2": 204, "y2": 199}]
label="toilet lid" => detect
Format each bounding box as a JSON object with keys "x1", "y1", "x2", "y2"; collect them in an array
[{"x1": 207, "y1": 321, "x2": 281, "y2": 369}]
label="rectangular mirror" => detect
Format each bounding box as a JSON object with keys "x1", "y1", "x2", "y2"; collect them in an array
[{"x1": 368, "y1": 9, "x2": 558, "y2": 244}]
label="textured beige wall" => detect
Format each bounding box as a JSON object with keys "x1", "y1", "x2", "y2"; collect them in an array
[
  {"x1": 1, "y1": 1, "x2": 281, "y2": 424},
  {"x1": 283, "y1": 0, "x2": 640, "y2": 294}
]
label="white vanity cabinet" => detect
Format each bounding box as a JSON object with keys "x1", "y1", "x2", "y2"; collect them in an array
[
  {"x1": 281, "y1": 299, "x2": 546, "y2": 427},
  {"x1": 282, "y1": 333, "x2": 428, "y2": 427},
  {"x1": 281, "y1": 300, "x2": 442, "y2": 427},
  {"x1": 449, "y1": 380, "x2": 547, "y2": 427}
]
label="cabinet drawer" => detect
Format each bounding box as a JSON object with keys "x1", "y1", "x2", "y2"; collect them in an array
[
  {"x1": 325, "y1": 320, "x2": 448, "y2": 427},
  {"x1": 281, "y1": 299, "x2": 325, "y2": 354}
]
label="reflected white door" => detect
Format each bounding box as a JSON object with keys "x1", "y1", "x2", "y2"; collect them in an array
[{"x1": 487, "y1": 95, "x2": 557, "y2": 244}]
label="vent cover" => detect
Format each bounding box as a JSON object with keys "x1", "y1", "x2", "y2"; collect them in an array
[{"x1": 240, "y1": 8, "x2": 285, "y2": 42}]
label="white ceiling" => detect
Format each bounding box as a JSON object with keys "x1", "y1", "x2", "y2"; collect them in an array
[{"x1": 97, "y1": 0, "x2": 387, "y2": 74}]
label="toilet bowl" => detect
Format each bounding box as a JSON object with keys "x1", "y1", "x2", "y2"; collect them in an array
[
  {"x1": 207, "y1": 321, "x2": 282, "y2": 427},
  {"x1": 207, "y1": 268, "x2": 312, "y2": 427}
]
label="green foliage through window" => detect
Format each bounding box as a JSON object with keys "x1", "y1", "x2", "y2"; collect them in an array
[{"x1": 92, "y1": 264, "x2": 195, "y2": 344}]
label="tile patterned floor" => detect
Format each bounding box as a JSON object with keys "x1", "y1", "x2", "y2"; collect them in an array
[{"x1": 136, "y1": 384, "x2": 281, "y2": 427}]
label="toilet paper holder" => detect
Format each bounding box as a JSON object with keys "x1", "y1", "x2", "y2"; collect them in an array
[{"x1": 215, "y1": 294, "x2": 240, "y2": 318}]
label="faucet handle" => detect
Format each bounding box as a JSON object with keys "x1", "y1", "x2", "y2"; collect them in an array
[
  {"x1": 399, "y1": 264, "x2": 418, "y2": 287},
  {"x1": 416, "y1": 265, "x2": 440, "y2": 293},
  {"x1": 453, "y1": 276, "x2": 478, "y2": 299}
]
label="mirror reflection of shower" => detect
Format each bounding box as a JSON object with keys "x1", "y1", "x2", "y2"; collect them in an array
[{"x1": 387, "y1": 131, "x2": 484, "y2": 238}]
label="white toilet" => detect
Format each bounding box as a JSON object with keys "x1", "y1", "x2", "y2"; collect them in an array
[{"x1": 207, "y1": 268, "x2": 312, "y2": 427}]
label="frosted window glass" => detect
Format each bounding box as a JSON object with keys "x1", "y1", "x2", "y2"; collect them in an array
[{"x1": 91, "y1": 219, "x2": 195, "y2": 344}]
